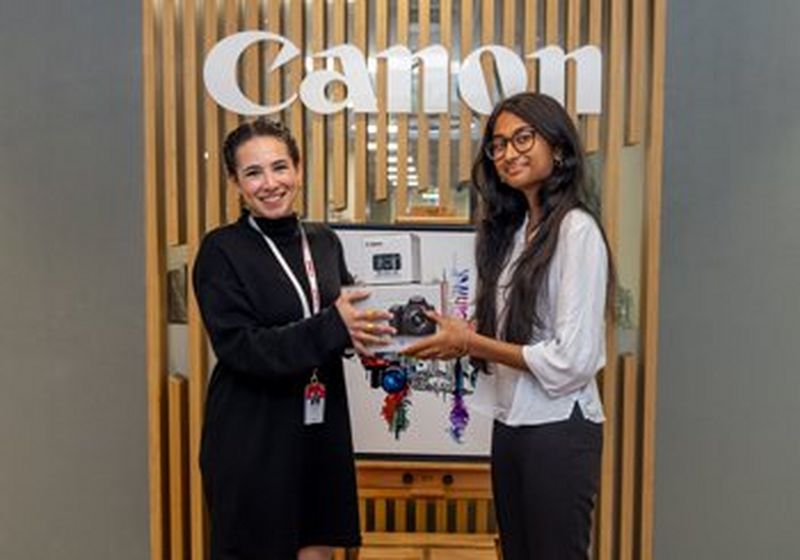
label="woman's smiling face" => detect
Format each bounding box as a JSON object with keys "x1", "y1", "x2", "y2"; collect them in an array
[
  {"x1": 232, "y1": 135, "x2": 302, "y2": 219},
  {"x1": 491, "y1": 110, "x2": 557, "y2": 195}
]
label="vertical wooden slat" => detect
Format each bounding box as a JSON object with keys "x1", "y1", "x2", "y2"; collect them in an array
[
  {"x1": 359, "y1": 498, "x2": 367, "y2": 533},
  {"x1": 415, "y1": 499, "x2": 427, "y2": 532},
  {"x1": 288, "y1": 0, "x2": 305, "y2": 215},
  {"x1": 597, "y1": 0, "x2": 625, "y2": 556},
  {"x1": 374, "y1": 0, "x2": 389, "y2": 202},
  {"x1": 566, "y1": 0, "x2": 581, "y2": 120},
  {"x1": 168, "y1": 376, "x2": 189, "y2": 560},
  {"x1": 545, "y1": 0, "x2": 559, "y2": 43},
  {"x1": 331, "y1": 0, "x2": 347, "y2": 210},
  {"x1": 309, "y1": 0, "x2": 327, "y2": 220},
  {"x1": 618, "y1": 355, "x2": 638, "y2": 560},
  {"x1": 640, "y1": 0, "x2": 667, "y2": 557},
  {"x1": 479, "y1": 2, "x2": 494, "y2": 133},
  {"x1": 243, "y1": 0, "x2": 260, "y2": 104},
  {"x1": 395, "y1": 0, "x2": 410, "y2": 216},
  {"x1": 265, "y1": 0, "x2": 282, "y2": 108},
  {"x1": 502, "y1": 0, "x2": 515, "y2": 46},
  {"x1": 437, "y1": 0, "x2": 453, "y2": 213},
  {"x1": 162, "y1": 0, "x2": 181, "y2": 245},
  {"x1": 143, "y1": 0, "x2": 167, "y2": 557},
  {"x1": 395, "y1": 499, "x2": 408, "y2": 532},
  {"x1": 374, "y1": 498, "x2": 388, "y2": 532},
  {"x1": 457, "y1": 0, "x2": 473, "y2": 183},
  {"x1": 204, "y1": 0, "x2": 222, "y2": 230},
  {"x1": 524, "y1": 0, "x2": 538, "y2": 91},
  {"x1": 626, "y1": 0, "x2": 646, "y2": 144},
  {"x1": 416, "y1": 0, "x2": 431, "y2": 198},
  {"x1": 434, "y1": 499, "x2": 447, "y2": 533},
  {"x1": 224, "y1": 0, "x2": 241, "y2": 223},
  {"x1": 352, "y1": 0, "x2": 368, "y2": 222},
  {"x1": 585, "y1": 0, "x2": 602, "y2": 152},
  {"x1": 182, "y1": 1, "x2": 208, "y2": 558},
  {"x1": 475, "y1": 500, "x2": 489, "y2": 533},
  {"x1": 455, "y1": 500, "x2": 469, "y2": 533}
]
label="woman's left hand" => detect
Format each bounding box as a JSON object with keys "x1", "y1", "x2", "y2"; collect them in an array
[{"x1": 401, "y1": 312, "x2": 473, "y2": 360}]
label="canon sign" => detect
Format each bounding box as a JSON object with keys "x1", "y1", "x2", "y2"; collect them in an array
[{"x1": 203, "y1": 31, "x2": 602, "y2": 117}]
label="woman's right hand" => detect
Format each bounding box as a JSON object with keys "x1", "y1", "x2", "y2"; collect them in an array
[{"x1": 334, "y1": 290, "x2": 395, "y2": 356}]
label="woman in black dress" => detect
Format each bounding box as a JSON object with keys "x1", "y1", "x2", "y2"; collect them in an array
[{"x1": 193, "y1": 118, "x2": 391, "y2": 560}]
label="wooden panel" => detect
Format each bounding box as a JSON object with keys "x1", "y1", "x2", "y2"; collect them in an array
[
  {"x1": 435, "y1": 499, "x2": 447, "y2": 532},
  {"x1": 395, "y1": 499, "x2": 408, "y2": 532},
  {"x1": 143, "y1": 2, "x2": 167, "y2": 557},
  {"x1": 375, "y1": 498, "x2": 388, "y2": 532},
  {"x1": 545, "y1": 0, "x2": 559, "y2": 43},
  {"x1": 331, "y1": 0, "x2": 347, "y2": 210},
  {"x1": 437, "y1": 0, "x2": 453, "y2": 213},
  {"x1": 457, "y1": 0, "x2": 473, "y2": 183},
  {"x1": 359, "y1": 548, "x2": 424, "y2": 560},
  {"x1": 502, "y1": 0, "x2": 515, "y2": 46},
  {"x1": 566, "y1": 0, "x2": 581, "y2": 120},
  {"x1": 597, "y1": 0, "x2": 625, "y2": 556},
  {"x1": 288, "y1": 0, "x2": 305, "y2": 215},
  {"x1": 168, "y1": 376, "x2": 189, "y2": 560},
  {"x1": 585, "y1": 0, "x2": 602, "y2": 152},
  {"x1": 618, "y1": 354, "x2": 638, "y2": 560},
  {"x1": 640, "y1": 0, "x2": 668, "y2": 557},
  {"x1": 415, "y1": 499, "x2": 427, "y2": 532},
  {"x1": 524, "y1": 0, "x2": 538, "y2": 91},
  {"x1": 429, "y1": 550, "x2": 497, "y2": 560},
  {"x1": 475, "y1": 500, "x2": 489, "y2": 533},
  {"x1": 626, "y1": 0, "x2": 646, "y2": 144},
  {"x1": 395, "y1": 0, "x2": 410, "y2": 217},
  {"x1": 265, "y1": 0, "x2": 282, "y2": 107},
  {"x1": 203, "y1": 0, "x2": 222, "y2": 230},
  {"x1": 309, "y1": 0, "x2": 327, "y2": 220},
  {"x1": 181, "y1": 1, "x2": 208, "y2": 557},
  {"x1": 352, "y1": 0, "x2": 368, "y2": 222},
  {"x1": 359, "y1": 497, "x2": 367, "y2": 533},
  {"x1": 374, "y1": 0, "x2": 389, "y2": 202},
  {"x1": 243, "y1": 0, "x2": 260, "y2": 104},
  {"x1": 162, "y1": 0, "x2": 181, "y2": 245},
  {"x1": 416, "y1": 0, "x2": 431, "y2": 203},
  {"x1": 224, "y1": 0, "x2": 240, "y2": 223},
  {"x1": 455, "y1": 500, "x2": 469, "y2": 533},
  {"x1": 479, "y1": 2, "x2": 494, "y2": 133}
]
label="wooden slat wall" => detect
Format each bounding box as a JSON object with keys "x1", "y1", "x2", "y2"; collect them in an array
[
  {"x1": 597, "y1": 0, "x2": 625, "y2": 555},
  {"x1": 143, "y1": 1, "x2": 669, "y2": 558}
]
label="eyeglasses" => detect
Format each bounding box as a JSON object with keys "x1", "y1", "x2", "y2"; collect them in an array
[{"x1": 484, "y1": 127, "x2": 537, "y2": 160}]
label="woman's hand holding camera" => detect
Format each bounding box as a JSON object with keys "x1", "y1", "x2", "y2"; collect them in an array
[
  {"x1": 401, "y1": 312, "x2": 473, "y2": 360},
  {"x1": 335, "y1": 290, "x2": 395, "y2": 356}
]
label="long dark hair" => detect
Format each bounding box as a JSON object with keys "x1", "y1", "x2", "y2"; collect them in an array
[{"x1": 472, "y1": 93, "x2": 615, "y2": 353}]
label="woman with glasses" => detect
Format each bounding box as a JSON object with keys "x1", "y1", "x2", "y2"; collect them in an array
[{"x1": 403, "y1": 92, "x2": 614, "y2": 559}]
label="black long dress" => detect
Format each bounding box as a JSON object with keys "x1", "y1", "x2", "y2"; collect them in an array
[{"x1": 193, "y1": 213, "x2": 361, "y2": 560}]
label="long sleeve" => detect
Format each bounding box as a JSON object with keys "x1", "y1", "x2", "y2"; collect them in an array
[
  {"x1": 521, "y1": 213, "x2": 608, "y2": 398},
  {"x1": 193, "y1": 235, "x2": 352, "y2": 380}
]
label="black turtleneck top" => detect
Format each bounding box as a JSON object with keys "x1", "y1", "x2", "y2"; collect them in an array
[{"x1": 192, "y1": 212, "x2": 361, "y2": 556}]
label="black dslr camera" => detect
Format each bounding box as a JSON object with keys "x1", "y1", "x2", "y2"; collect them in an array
[{"x1": 389, "y1": 296, "x2": 436, "y2": 336}]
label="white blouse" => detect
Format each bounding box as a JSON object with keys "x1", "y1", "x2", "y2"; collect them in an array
[{"x1": 472, "y1": 208, "x2": 607, "y2": 426}]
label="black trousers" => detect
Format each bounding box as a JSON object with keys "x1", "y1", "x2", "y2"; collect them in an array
[{"x1": 491, "y1": 405, "x2": 603, "y2": 560}]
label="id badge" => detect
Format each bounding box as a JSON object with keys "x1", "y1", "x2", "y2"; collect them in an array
[{"x1": 304, "y1": 373, "x2": 326, "y2": 425}]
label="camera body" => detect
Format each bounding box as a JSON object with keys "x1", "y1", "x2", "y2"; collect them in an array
[
  {"x1": 342, "y1": 282, "x2": 444, "y2": 353},
  {"x1": 389, "y1": 296, "x2": 436, "y2": 336}
]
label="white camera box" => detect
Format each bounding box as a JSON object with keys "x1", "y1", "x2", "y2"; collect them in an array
[
  {"x1": 360, "y1": 233, "x2": 421, "y2": 285},
  {"x1": 343, "y1": 282, "x2": 445, "y2": 353}
]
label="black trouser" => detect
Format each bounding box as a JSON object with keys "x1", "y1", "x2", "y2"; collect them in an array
[{"x1": 491, "y1": 404, "x2": 603, "y2": 560}]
